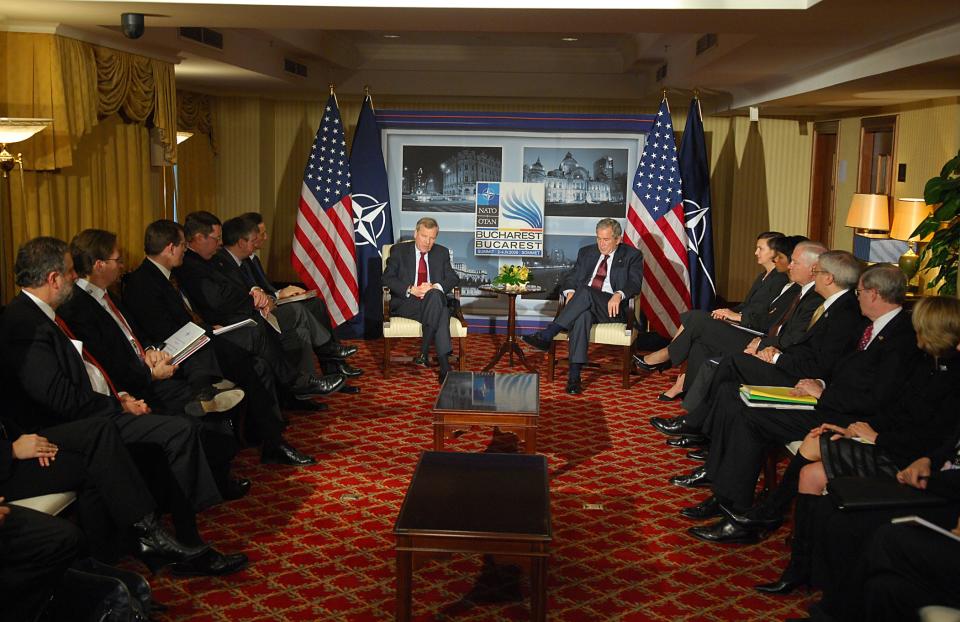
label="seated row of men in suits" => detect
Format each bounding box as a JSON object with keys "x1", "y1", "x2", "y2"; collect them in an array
[
  {"x1": 0, "y1": 211, "x2": 364, "y2": 619},
  {"x1": 636, "y1": 231, "x2": 960, "y2": 620}
]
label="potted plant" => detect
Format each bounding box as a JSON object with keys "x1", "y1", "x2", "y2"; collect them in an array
[
  {"x1": 492, "y1": 264, "x2": 531, "y2": 292},
  {"x1": 914, "y1": 149, "x2": 960, "y2": 297}
]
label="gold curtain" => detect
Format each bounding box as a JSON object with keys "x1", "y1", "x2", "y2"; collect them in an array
[
  {"x1": 174, "y1": 132, "x2": 216, "y2": 219},
  {"x1": 178, "y1": 91, "x2": 218, "y2": 152}
]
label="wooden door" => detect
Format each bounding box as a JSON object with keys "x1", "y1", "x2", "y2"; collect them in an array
[{"x1": 808, "y1": 121, "x2": 838, "y2": 245}]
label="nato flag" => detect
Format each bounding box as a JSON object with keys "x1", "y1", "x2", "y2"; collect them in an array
[
  {"x1": 679, "y1": 98, "x2": 717, "y2": 310},
  {"x1": 344, "y1": 94, "x2": 394, "y2": 338}
]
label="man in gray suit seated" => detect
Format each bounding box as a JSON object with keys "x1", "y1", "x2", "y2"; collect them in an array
[{"x1": 382, "y1": 217, "x2": 460, "y2": 384}]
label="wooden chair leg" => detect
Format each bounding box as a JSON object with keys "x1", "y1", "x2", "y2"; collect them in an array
[
  {"x1": 383, "y1": 338, "x2": 392, "y2": 377},
  {"x1": 547, "y1": 341, "x2": 556, "y2": 382},
  {"x1": 621, "y1": 345, "x2": 631, "y2": 388},
  {"x1": 458, "y1": 337, "x2": 466, "y2": 371}
]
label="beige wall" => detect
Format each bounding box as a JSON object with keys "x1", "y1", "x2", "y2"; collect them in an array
[{"x1": 195, "y1": 95, "x2": 958, "y2": 301}]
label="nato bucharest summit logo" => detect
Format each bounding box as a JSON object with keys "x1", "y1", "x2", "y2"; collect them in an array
[{"x1": 474, "y1": 182, "x2": 544, "y2": 257}]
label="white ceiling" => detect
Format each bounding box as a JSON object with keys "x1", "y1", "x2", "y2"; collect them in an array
[{"x1": 3, "y1": 0, "x2": 960, "y2": 115}]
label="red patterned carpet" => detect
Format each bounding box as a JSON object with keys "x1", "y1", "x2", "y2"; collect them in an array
[{"x1": 145, "y1": 336, "x2": 816, "y2": 621}]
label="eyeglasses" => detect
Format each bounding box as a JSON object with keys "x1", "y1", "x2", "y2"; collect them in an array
[
  {"x1": 855, "y1": 288, "x2": 874, "y2": 297},
  {"x1": 102, "y1": 256, "x2": 124, "y2": 264},
  {"x1": 811, "y1": 268, "x2": 830, "y2": 276}
]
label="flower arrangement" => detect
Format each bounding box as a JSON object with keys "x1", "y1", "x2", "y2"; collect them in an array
[{"x1": 493, "y1": 264, "x2": 531, "y2": 291}]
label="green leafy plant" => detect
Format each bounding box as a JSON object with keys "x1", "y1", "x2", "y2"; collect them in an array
[
  {"x1": 914, "y1": 149, "x2": 960, "y2": 296},
  {"x1": 492, "y1": 264, "x2": 530, "y2": 286}
]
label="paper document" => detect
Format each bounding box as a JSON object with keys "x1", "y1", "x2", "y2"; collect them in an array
[
  {"x1": 212, "y1": 319, "x2": 257, "y2": 336},
  {"x1": 891, "y1": 515, "x2": 960, "y2": 543},
  {"x1": 161, "y1": 322, "x2": 210, "y2": 365},
  {"x1": 277, "y1": 290, "x2": 318, "y2": 305},
  {"x1": 739, "y1": 388, "x2": 815, "y2": 411},
  {"x1": 725, "y1": 320, "x2": 765, "y2": 336},
  {"x1": 740, "y1": 385, "x2": 818, "y2": 405}
]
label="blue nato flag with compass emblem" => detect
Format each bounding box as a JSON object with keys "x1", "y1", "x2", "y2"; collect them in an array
[
  {"x1": 678, "y1": 97, "x2": 716, "y2": 311},
  {"x1": 345, "y1": 94, "x2": 394, "y2": 338}
]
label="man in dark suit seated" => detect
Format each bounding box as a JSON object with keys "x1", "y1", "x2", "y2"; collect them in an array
[
  {"x1": 680, "y1": 264, "x2": 920, "y2": 542},
  {"x1": 239, "y1": 211, "x2": 360, "y2": 378},
  {"x1": 382, "y1": 217, "x2": 460, "y2": 384},
  {"x1": 174, "y1": 211, "x2": 344, "y2": 400},
  {"x1": 522, "y1": 218, "x2": 643, "y2": 395},
  {"x1": 0, "y1": 236, "x2": 247, "y2": 576},
  {"x1": 123, "y1": 219, "x2": 321, "y2": 467},
  {"x1": 650, "y1": 240, "x2": 828, "y2": 438}
]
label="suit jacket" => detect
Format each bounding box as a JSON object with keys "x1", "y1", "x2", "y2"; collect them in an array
[
  {"x1": 245, "y1": 255, "x2": 279, "y2": 296},
  {"x1": 57, "y1": 284, "x2": 155, "y2": 396},
  {"x1": 122, "y1": 259, "x2": 200, "y2": 344},
  {"x1": 560, "y1": 244, "x2": 643, "y2": 304},
  {"x1": 759, "y1": 285, "x2": 824, "y2": 350},
  {"x1": 174, "y1": 249, "x2": 258, "y2": 326},
  {"x1": 773, "y1": 289, "x2": 862, "y2": 380},
  {"x1": 382, "y1": 242, "x2": 460, "y2": 312},
  {"x1": 738, "y1": 269, "x2": 790, "y2": 329},
  {"x1": 0, "y1": 294, "x2": 120, "y2": 433}
]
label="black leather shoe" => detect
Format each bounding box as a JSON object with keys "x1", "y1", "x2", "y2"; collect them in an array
[
  {"x1": 339, "y1": 384, "x2": 361, "y2": 394},
  {"x1": 721, "y1": 504, "x2": 784, "y2": 531},
  {"x1": 565, "y1": 378, "x2": 583, "y2": 395},
  {"x1": 666, "y1": 434, "x2": 710, "y2": 448},
  {"x1": 632, "y1": 355, "x2": 671, "y2": 373},
  {"x1": 754, "y1": 576, "x2": 807, "y2": 595},
  {"x1": 337, "y1": 361, "x2": 363, "y2": 377},
  {"x1": 293, "y1": 373, "x2": 345, "y2": 397},
  {"x1": 686, "y1": 448, "x2": 709, "y2": 461},
  {"x1": 521, "y1": 333, "x2": 551, "y2": 352},
  {"x1": 315, "y1": 343, "x2": 357, "y2": 360},
  {"x1": 223, "y1": 478, "x2": 251, "y2": 501},
  {"x1": 680, "y1": 495, "x2": 721, "y2": 520},
  {"x1": 169, "y1": 549, "x2": 249, "y2": 577},
  {"x1": 261, "y1": 442, "x2": 317, "y2": 466},
  {"x1": 412, "y1": 352, "x2": 429, "y2": 367},
  {"x1": 657, "y1": 391, "x2": 686, "y2": 402},
  {"x1": 650, "y1": 416, "x2": 698, "y2": 436},
  {"x1": 688, "y1": 518, "x2": 761, "y2": 544},
  {"x1": 670, "y1": 466, "x2": 712, "y2": 488},
  {"x1": 132, "y1": 514, "x2": 210, "y2": 571}
]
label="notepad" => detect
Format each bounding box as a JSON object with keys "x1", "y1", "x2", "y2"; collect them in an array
[
  {"x1": 890, "y1": 516, "x2": 960, "y2": 543},
  {"x1": 740, "y1": 385, "x2": 818, "y2": 405},
  {"x1": 212, "y1": 318, "x2": 257, "y2": 336},
  {"x1": 276, "y1": 289, "x2": 318, "y2": 305},
  {"x1": 162, "y1": 322, "x2": 210, "y2": 365}
]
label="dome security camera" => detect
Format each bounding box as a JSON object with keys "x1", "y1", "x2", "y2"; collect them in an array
[{"x1": 121, "y1": 13, "x2": 145, "y2": 39}]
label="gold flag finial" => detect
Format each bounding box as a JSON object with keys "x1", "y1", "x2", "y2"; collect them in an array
[
  {"x1": 329, "y1": 83, "x2": 335, "y2": 95},
  {"x1": 363, "y1": 85, "x2": 370, "y2": 97}
]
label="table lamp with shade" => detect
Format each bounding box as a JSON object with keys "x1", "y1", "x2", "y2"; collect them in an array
[
  {"x1": 845, "y1": 193, "x2": 890, "y2": 238},
  {"x1": 889, "y1": 197, "x2": 934, "y2": 291}
]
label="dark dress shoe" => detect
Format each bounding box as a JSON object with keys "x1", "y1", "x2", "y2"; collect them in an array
[
  {"x1": 754, "y1": 577, "x2": 808, "y2": 595},
  {"x1": 688, "y1": 518, "x2": 761, "y2": 544},
  {"x1": 686, "y1": 448, "x2": 709, "y2": 461},
  {"x1": 337, "y1": 361, "x2": 363, "y2": 377},
  {"x1": 565, "y1": 378, "x2": 583, "y2": 395},
  {"x1": 315, "y1": 343, "x2": 357, "y2": 360},
  {"x1": 133, "y1": 514, "x2": 210, "y2": 572},
  {"x1": 650, "y1": 416, "x2": 698, "y2": 436},
  {"x1": 169, "y1": 549, "x2": 249, "y2": 577},
  {"x1": 670, "y1": 466, "x2": 712, "y2": 488},
  {"x1": 632, "y1": 354, "x2": 670, "y2": 373},
  {"x1": 521, "y1": 333, "x2": 551, "y2": 352},
  {"x1": 666, "y1": 434, "x2": 710, "y2": 448},
  {"x1": 223, "y1": 477, "x2": 251, "y2": 501},
  {"x1": 412, "y1": 352, "x2": 430, "y2": 367},
  {"x1": 293, "y1": 373, "x2": 345, "y2": 397},
  {"x1": 657, "y1": 391, "x2": 686, "y2": 402},
  {"x1": 680, "y1": 495, "x2": 721, "y2": 520},
  {"x1": 261, "y1": 442, "x2": 317, "y2": 466},
  {"x1": 339, "y1": 384, "x2": 361, "y2": 394},
  {"x1": 721, "y1": 503, "x2": 784, "y2": 530}
]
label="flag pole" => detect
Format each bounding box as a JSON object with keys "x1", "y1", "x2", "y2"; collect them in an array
[
  {"x1": 363, "y1": 85, "x2": 375, "y2": 112},
  {"x1": 329, "y1": 83, "x2": 338, "y2": 107},
  {"x1": 662, "y1": 89, "x2": 670, "y2": 113}
]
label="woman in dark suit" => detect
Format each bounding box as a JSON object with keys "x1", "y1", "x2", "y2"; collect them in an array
[{"x1": 637, "y1": 231, "x2": 795, "y2": 400}]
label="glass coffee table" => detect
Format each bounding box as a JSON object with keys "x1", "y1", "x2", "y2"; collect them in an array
[{"x1": 432, "y1": 371, "x2": 540, "y2": 453}]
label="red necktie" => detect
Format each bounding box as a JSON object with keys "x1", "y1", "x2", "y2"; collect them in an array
[
  {"x1": 169, "y1": 274, "x2": 206, "y2": 325},
  {"x1": 416, "y1": 252, "x2": 428, "y2": 287},
  {"x1": 54, "y1": 315, "x2": 120, "y2": 398},
  {"x1": 591, "y1": 255, "x2": 609, "y2": 290},
  {"x1": 857, "y1": 324, "x2": 874, "y2": 351},
  {"x1": 104, "y1": 293, "x2": 145, "y2": 359}
]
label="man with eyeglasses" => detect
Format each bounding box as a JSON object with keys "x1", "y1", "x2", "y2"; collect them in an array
[{"x1": 522, "y1": 218, "x2": 643, "y2": 395}]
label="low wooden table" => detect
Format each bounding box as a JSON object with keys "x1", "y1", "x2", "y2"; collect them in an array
[
  {"x1": 433, "y1": 371, "x2": 540, "y2": 453},
  {"x1": 394, "y1": 451, "x2": 552, "y2": 621}
]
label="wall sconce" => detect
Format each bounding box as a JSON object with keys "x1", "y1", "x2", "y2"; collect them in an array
[
  {"x1": 889, "y1": 197, "x2": 933, "y2": 290},
  {"x1": 845, "y1": 193, "x2": 890, "y2": 238}
]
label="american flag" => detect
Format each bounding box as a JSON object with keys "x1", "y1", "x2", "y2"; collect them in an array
[
  {"x1": 623, "y1": 98, "x2": 691, "y2": 336},
  {"x1": 291, "y1": 93, "x2": 358, "y2": 326}
]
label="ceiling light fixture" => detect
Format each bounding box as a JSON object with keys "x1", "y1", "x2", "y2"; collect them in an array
[
  {"x1": 383, "y1": 34, "x2": 400, "y2": 39},
  {"x1": 562, "y1": 37, "x2": 579, "y2": 42}
]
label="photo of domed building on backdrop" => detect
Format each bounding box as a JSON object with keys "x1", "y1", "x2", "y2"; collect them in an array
[{"x1": 522, "y1": 147, "x2": 629, "y2": 217}]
